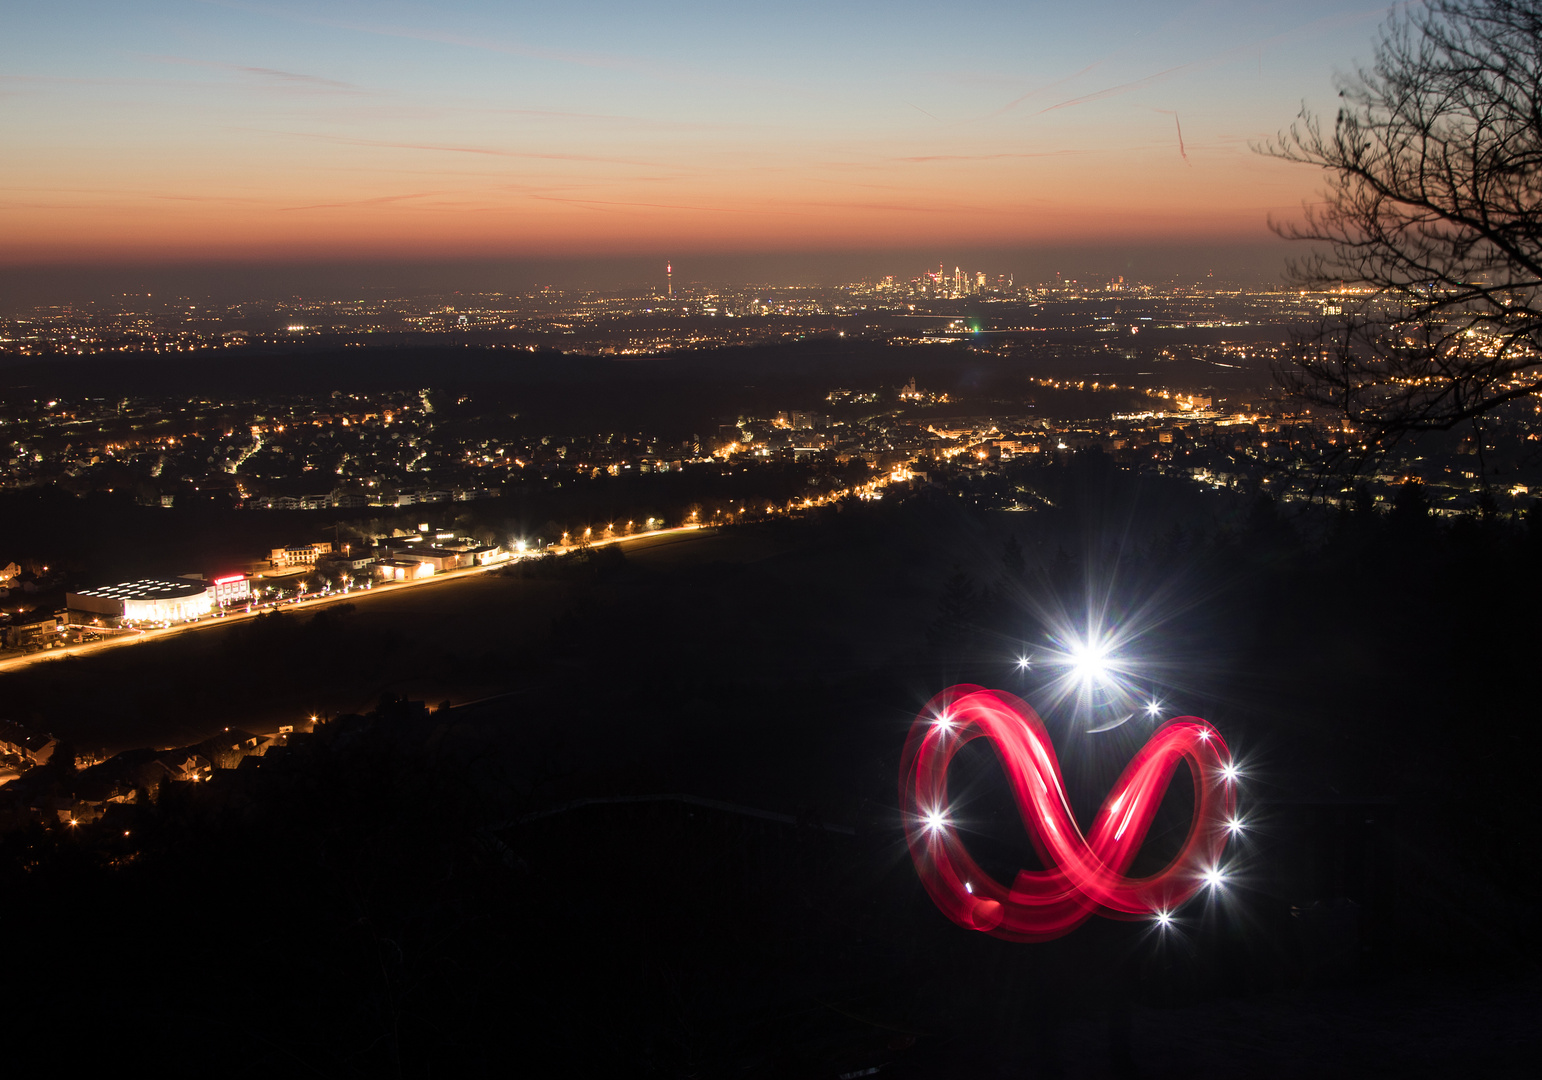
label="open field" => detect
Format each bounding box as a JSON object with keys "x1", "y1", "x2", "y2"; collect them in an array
[
  {"x1": 0, "y1": 465, "x2": 1240, "y2": 761},
  {"x1": 6, "y1": 467, "x2": 1541, "y2": 1077}
]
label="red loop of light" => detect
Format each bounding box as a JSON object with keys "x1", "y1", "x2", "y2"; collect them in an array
[{"x1": 900, "y1": 685, "x2": 1235, "y2": 942}]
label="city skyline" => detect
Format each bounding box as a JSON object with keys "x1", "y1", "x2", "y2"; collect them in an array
[{"x1": 5, "y1": 1, "x2": 1388, "y2": 281}]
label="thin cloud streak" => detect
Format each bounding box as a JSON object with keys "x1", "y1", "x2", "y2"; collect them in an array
[
  {"x1": 150, "y1": 193, "x2": 268, "y2": 203},
  {"x1": 270, "y1": 131, "x2": 664, "y2": 168},
  {"x1": 895, "y1": 150, "x2": 1093, "y2": 163},
  {"x1": 143, "y1": 55, "x2": 362, "y2": 91},
  {"x1": 195, "y1": 0, "x2": 812, "y2": 98},
  {"x1": 0, "y1": 73, "x2": 229, "y2": 90},
  {"x1": 528, "y1": 194, "x2": 805, "y2": 216},
  {"x1": 1040, "y1": 61, "x2": 1197, "y2": 113},
  {"x1": 903, "y1": 100, "x2": 944, "y2": 123},
  {"x1": 485, "y1": 107, "x2": 729, "y2": 133},
  {"x1": 194, "y1": 0, "x2": 684, "y2": 83},
  {"x1": 799, "y1": 199, "x2": 1004, "y2": 216},
  {"x1": 1037, "y1": 5, "x2": 1389, "y2": 114},
  {"x1": 988, "y1": 61, "x2": 1105, "y2": 118},
  {"x1": 1154, "y1": 109, "x2": 1190, "y2": 163},
  {"x1": 280, "y1": 192, "x2": 442, "y2": 212}
]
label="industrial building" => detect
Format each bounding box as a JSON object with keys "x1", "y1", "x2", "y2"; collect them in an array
[
  {"x1": 66, "y1": 579, "x2": 214, "y2": 626},
  {"x1": 377, "y1": 543, "x2": 468, "y2": 573},
  {"x1": 374, "y1": 558, "x2": 435, "y2": 582},
  {"x1": 376, "y1": 539, "x2": 503, "y2": 572}
]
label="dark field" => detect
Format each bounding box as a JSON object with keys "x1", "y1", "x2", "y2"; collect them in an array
[
  {"x1": 3, "y1": 464, "x2": 1539, "y2": 1077},
  {"x1": 0, "y1": 522, "x2": 943, "y2": 755}
]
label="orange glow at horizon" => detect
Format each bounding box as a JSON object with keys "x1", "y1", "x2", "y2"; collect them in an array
[
  {"x1": 2, "y1": 1, "x2": 1370, "y2": 269},
  {"x1": 3, "y1": 148, "x2": 1315, "y2": 264}
]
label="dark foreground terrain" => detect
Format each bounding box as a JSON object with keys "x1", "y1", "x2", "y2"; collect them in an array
[{"x1": 2, "y1": 459, "x2": 1539, "y2": 1077}]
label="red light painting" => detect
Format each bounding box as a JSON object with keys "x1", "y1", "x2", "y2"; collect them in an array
[{"x1": 900, "y1": 685, "x2": 1236, "y2": 941}]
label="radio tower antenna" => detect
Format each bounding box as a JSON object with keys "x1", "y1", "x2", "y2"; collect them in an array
[{"x1": 667, "y1": 261, "x2": 673, "y2": 299}]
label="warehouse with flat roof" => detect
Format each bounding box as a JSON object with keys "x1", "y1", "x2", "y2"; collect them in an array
[{"x1": 66, "y1": 579, "x2": 214, "y2": 626}]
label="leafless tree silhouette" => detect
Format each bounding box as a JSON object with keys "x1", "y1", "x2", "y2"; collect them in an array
[{"x1": 1265, "y1": 1, "x2": 1542, "y2": 466}]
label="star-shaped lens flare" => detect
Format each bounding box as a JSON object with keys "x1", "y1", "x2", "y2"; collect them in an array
[
  {"x1": 1013, "y1": 570, "x2": 1206, "y2": 731},
  {"x1": 1035, "y1": 624, "x2": 1146, "y2": 725}
]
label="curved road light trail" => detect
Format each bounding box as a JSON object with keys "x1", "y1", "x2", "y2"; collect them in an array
[{"x1": 900, "y1": 685, "x2": 1235, "y2": 942}]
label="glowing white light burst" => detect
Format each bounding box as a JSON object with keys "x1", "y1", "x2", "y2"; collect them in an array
[
  {"x1": 1221, "y1": 761, "x2": 1240, "y2": 783},
  {"x1": 1154, "y1": 910, "x2": 1173, "y2": 929},
  {"x1": 1067, "y1": 637, "x2": 1111, "y2": 685},
  {"x1": 1202, "y1": 866, "x2": 1227, "y2": 889},
  {"x1": 1035, "y1": 623, "x2": 1145, "y2": 727},
  {"x1": 1022, "y1": 580, "x2": 1198, "y2": 731},
  {"x1": 1017, "y1": 656, "x2": 1032, "y2": 670},
  {"x1": 923, "y1": 809, "x2": 948, "y2": 833}
]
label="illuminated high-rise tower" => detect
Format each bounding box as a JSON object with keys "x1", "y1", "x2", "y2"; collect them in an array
[{"x1": 667, "y1": 261, "x2": 673, "y2": 299}]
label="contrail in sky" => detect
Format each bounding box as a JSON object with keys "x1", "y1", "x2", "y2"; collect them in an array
[{"x1": 1154, "y1": 108, "x2": 1189, "y2": 164}]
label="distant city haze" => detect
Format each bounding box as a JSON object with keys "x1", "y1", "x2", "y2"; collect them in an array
[{"x1": 4, "y1": 1, "x2": 1386, "y2": 296}]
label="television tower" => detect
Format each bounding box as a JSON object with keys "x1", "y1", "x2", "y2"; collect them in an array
[{"x1": 667, "y1": 261, "x2": 673, "y2": 299}]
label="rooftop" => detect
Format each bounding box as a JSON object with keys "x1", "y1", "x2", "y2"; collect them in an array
[{"x1": 73, "y1": 579, "x2": 208, "y2": 601}]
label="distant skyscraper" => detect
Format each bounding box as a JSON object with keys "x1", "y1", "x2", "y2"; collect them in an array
[{"x1": 667, "y1": 261, "x2": 673, "y2": 299}]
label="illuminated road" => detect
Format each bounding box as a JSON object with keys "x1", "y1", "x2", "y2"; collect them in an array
[
  {"x1": 0, "y1": 465, "x2": 910, "y2": 681},
  {"x1": 0, "y1": 524, "x2": 714, "y2": 677}
]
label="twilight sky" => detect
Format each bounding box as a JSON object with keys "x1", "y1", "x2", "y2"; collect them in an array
[{"x1": 2, "y1": 0, "x2": 1392, "y2": 282}]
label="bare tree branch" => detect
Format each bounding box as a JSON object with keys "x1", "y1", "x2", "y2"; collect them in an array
[{"x1": 1261, "y1": 1, "x2": 1542, "y2": 464}]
